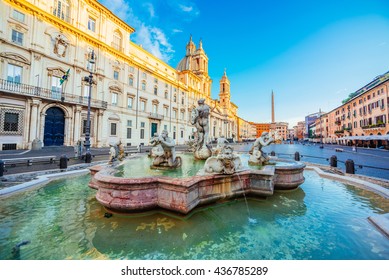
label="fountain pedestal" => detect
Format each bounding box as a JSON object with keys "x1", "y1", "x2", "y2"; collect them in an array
[{"x1": 89, "y1": 158, "x2": 305, "y2": 214}]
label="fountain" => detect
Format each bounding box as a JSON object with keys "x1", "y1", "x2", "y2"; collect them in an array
[{"x1": 89, "y1": 101, "x2": 305, "y2": 214}]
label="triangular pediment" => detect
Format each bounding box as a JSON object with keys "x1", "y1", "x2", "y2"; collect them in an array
[{"x1": 0, "y1": 52, "x2": 30, "y2": 65}]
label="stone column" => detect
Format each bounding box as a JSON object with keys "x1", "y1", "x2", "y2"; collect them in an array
[
  {"x1": 64, "y1": 116, "x2": 71, "y2": 146},
  {"x1": 23, "y1": 99, "x2": 32, "y2": 148},
  {"x1": 29, "y1": 99, "x2": 41, "y2": 142},
  {"x1": 73, "y1": 105, "x2": 82, "y2": 143},
  {"x1": 96, "y1": 109, "x2": 104, "y2": 147}
]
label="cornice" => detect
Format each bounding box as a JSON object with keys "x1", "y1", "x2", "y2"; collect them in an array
[
  {"x1": 85, "y1": 0, "x2": 135, "y2": 33},
  {"x1": 3, "y1": 0, "x2": 183, "y2": 87}
]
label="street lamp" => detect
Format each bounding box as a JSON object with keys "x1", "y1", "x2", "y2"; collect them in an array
[{"x1": 83, "y1": 49, "x2": 96, "y2": 163}]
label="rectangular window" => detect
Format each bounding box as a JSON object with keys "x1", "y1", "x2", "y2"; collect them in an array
[
  {"x1": 4, "y1": 112, "x2": 19, "y2": 132},
  {"x1": 173, "y1": 110, "x2": 177, "y2": 119},
  {"x1": 140, "y1": 129, "x2": 145, "y2": 139},
  {"x1": 164, "y1": 125, "x2": 167, "y2": 131},
  {"x1": 82, "y1": 119, "x2": 91, "y2": 134},
  {"x1": 142, "y1": 72, "x2": 147, "y2": 79},
  {"x1": 127, "y1": 127, "x2": 132, "y2": 139},
  {"x1": 164, "y1": 107, "x2": 169, "y2": 117},
  {"x1": 129, "y1": 76, "x2": 134, "y2": 86},
  {"x1": 127, "y1": 97, "x2": 133, "y2": 109},
  {"x1": 51, "y1": 76, "x2": 61, "y2": 99},
  {"x1": 110, "y1": 123, "x2": 117, "y2": 135},
  {"x1": 88, "y1": 17, "x2": 96, "y2": 32},
  {"x1": 127, "y1": 120, "x2": 132, "y2": 127},
  {"x1": 129, "y1": 66, "x2": 134, "y2": 73},
  {"x1": 13, "y1": 10, "x2": 25, "y2": 22},
  {"x1": 152, "y1": 104, "x2": 157, "y2": 114},
  {"x1": 112, "y1": 93, "x2": 118, "y2": 105},
  {"x1": 154, "y1": 78, "x2": 158, "y2": 83},
  {"x1": 154, "y1": 87, "x2": 158, "y2": 95},
  {"x1": 140, "y1": 101, "x2": 146, "y2": 111},
  {"x1": 11, "y1": 30, "x2": 23, "y2": 45},
  {"x1": 181, "y1": 111, "x2": 184, "y2": 120},
  {"x1": 140, "y1": 122, "x2": 145, "y2": 128},
  {"x1": 113, "y1": 71, "x2": 119, "y2": 80},
  {"x1": 181, "y1": 130, "x2": 184, "y2": 138},
  {"x1": 141, "y1": 82, "x2": 146, "y2": 91},
  {"x1": 7, "y1": 64, "x2": 22, "y2": 83}
]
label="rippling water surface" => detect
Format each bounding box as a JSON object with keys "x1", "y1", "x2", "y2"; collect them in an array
[{"x1": 0, "y1": 171, "x2": 388, "y2": 260}]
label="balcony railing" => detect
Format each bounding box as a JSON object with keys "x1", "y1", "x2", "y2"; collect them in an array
[
  {"x1": 0, "y1": 79, "x2": 107, "y2": 109},
  {"x1": 148, "y1": 113, "x2": 164, "y2": 120},
  {"x1": 362, "y1": 123, "x2": 386, "y2": 130}
]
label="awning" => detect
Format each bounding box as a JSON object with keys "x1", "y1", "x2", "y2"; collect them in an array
[{"x1": 338, "y1": 135, "x2": 389, "y2": 141}]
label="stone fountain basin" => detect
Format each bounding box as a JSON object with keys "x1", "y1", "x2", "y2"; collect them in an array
[
  {"x1": 272, "y1": 160, "x2": 306, "y2": 190},
  {"x1": 89, "y1": 157, "x2": 305, "y2": 214}
]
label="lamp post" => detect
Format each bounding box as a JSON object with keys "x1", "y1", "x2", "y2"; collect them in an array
[{"x1": 83, "y1": 50, "x2": 96, "y2": 163}]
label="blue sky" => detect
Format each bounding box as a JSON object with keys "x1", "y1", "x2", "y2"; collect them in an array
[{"x1": 99, "y1": 0, "x2": 389, "y2": 126}]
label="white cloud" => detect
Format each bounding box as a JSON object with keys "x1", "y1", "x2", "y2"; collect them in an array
[
  {"x1": 172, "y1": 29, "x2": 183, "y2": 33},
  {"x1": 179, "y1": 4, "x2": 193, "y2": 12},
  {"x1": 99, "y1": 0, "x2": 174, "y2": 62},
  {"x1": 136, "y1": 25, "x2": 175, "y2": 62},
  {"x1": 99, "y1": 0, "x2": 133, "y2": 21},
  {"x1": 169, "y1": 0, "x2": 200, "y2": 18},
  {"x1": 143, "y1": 3, "x2": 155, "y2": 18}
]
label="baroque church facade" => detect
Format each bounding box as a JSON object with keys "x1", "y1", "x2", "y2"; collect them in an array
[{"x1": 0, "y1": 0, "x2": 242, "y2": 150}]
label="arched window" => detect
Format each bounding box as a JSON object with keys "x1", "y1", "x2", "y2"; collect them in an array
[
  {"x1": 112, "y1": 30, "x2": 122, "y2": 51},
  {"x1": 53, "y1": 0, "x2": 70, "y2": 22}
]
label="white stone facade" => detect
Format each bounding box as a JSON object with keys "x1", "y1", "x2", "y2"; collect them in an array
[{"x1": 0, "y1": 0, "x2": 239, "y2": 150}]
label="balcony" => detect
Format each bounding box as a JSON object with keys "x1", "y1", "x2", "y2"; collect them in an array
[
  {"x1": 0, "y1": 79, "x2": 107, "y2": 109},
  {"x1": 148, "y1": 112, "x2": 164, "y2": 120},
  {"x1": 362, "y1": 123, "x2": 386, "y2": 130}
]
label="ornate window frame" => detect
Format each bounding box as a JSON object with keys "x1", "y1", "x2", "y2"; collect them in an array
[{"x1": 0, "y1": 108, "x2": 24, "y2": 135}]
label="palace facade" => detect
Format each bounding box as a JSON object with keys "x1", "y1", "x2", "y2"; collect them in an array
[
  {"x1": 326, "y1": 71, "x2": 389, "y2": 145},
  {"x1": 0, "y1": 0, "x2": 240, "y2": 150}
]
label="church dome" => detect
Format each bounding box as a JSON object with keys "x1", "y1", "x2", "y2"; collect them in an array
[{"x1": 176, "y1": 55, "x2": 191, "y2": 71}]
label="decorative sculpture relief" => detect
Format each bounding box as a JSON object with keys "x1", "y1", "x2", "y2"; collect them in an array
[
  {"x1": 149, "y1": 133, "x2": 164, "y2": 157},
  {"x1": 248, "y1": 132, "x2": 274, "y2": 165},
  {"x1": 202, "y1": 145, "x2": 243, "y2": 175},
  {"x1": 212, "y1": 136, "x2": 229, "y2": 156},
  {"x1": 53, "y1": 34, "x2": 68, "y2": 58},
  {"x1": 150, "y1": 130, "x2": 182, "y2": 169},
  {"x1": 190, "y1": 99, "x2": 212, "y2": 160}
]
